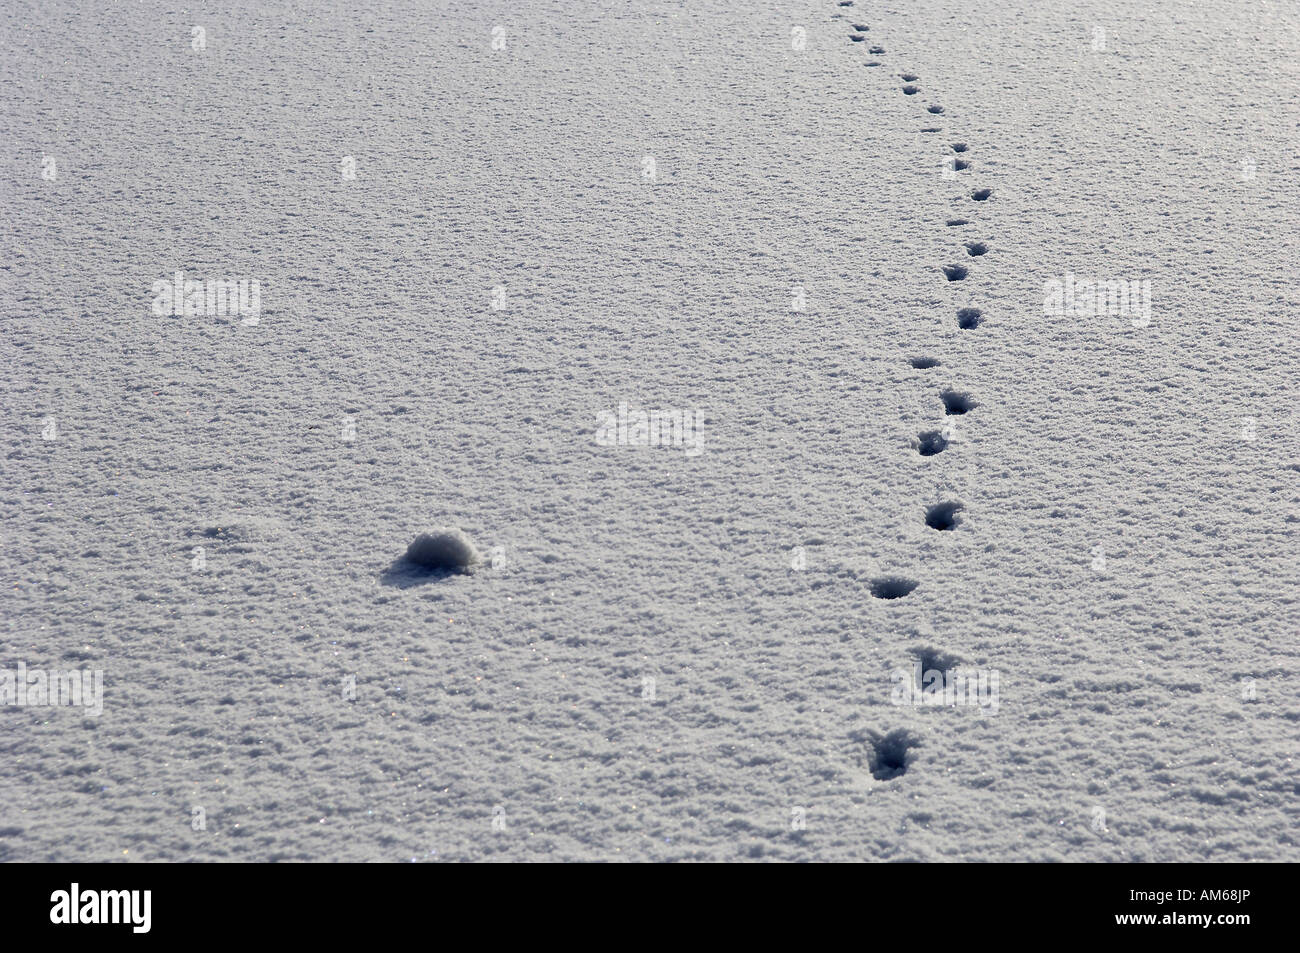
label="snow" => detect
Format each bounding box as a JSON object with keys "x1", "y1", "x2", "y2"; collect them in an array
[{"x1": 2, "y1": 0, "x2": 1297, "y2": 861}]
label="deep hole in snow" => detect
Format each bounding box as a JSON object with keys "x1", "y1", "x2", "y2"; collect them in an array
[
  {"x1": 865, "y1": 729, "x2": 921, "y2": 780},
  {"x1": 925, "y1": 500, "x2": 964, "y2": 530},
  {"x1": 916, "y1": 430, "x2": 948, "y2": 456},
  {"x1": 940, "y1": 390, "x2": 977, "y2": 415},
  {"x1": 869, "y1": 576, "x2": 919, "y2": 599}
]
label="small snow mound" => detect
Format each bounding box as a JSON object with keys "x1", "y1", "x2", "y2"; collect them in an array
[{"x1": 405, "y1": 528, "x2": 482, "y2": 573}]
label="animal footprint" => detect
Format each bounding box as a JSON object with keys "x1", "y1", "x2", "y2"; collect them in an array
[
  {"x1": 910, "y1": 356, "x2": 941, "y2": 369},
  {"x1": 945, "y1": 218, "x2": 969, "y2": 226},
  {"x1": 870, "y1": 46, "x2": 886, "y2": 54},
  {"x1": 965, "y1": 241, "x2": 987, "y2": 256},
  {"x1": 863, "y1": 728, "x2": 921, "y2": 780},
  {"x1": 942, "y1": 264, "x2": 968, "y2": 281},
  {"x1": 927, "y1": 105, "x2": 944, "y2": 114},
  {"x1": 869, "y1": 577, "x2": 919, "y2": 600},
  {"x1": 849, "y1": 34, "x2": 865, "y2": 42},
  {"x1": 925, "y1": 501, "x2": 964, "y2": 531},
  {"x1": 951, "y1": 143, "x2": 968, "y2": 153},
  {"x1": 953, "y1": 158, "x2": 971, "y2": 171},
  {"x1": 902, "y1": 85, "x2": 920, "y2": 95},
  {"x1": 971, "y1": 188, "x2": 993, "y2": 201},
  {"x1": 956, "y1": 307, "x2": 982, "y2": 329},
  {"x1": 915, "y1": 430, "x2": 948, "y2": 456},
  {"x1": 940, "y1": 389, "x2": 977, "y2": 415},
  {"x1": 852, "y1": 24, "x2": 870, "y2": 31},
  {"x1": 900, "y1": 73, "x2": 919, "y2": 82}
]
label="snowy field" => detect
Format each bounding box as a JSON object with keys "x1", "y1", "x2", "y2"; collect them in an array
[{"x1": 2, "y1": 0, "x2": 1298, "y2": 862}]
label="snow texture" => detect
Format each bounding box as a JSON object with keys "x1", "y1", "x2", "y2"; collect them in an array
[{"x1": 2, "y1": 0, "x2": 1298, "y2": 861}]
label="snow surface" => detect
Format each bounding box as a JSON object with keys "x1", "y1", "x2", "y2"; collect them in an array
[{"x1": 2, "y1": 0, "x2": 1298, "y2": 861}]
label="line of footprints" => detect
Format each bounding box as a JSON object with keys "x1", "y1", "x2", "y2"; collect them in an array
[{"x1": 837, "y1": 2, "x2": 993, "y2": 602}]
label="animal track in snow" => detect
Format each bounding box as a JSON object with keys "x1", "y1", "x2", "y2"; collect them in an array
[
  {"x1": 864, "y1": 728, "x2": 921, "y2": 780},
  {"x1": 838, "y1": 4, "x2": 998, "y2": 584},
  {"x1": 925, "y1": 500, "x2": 964, "y2": 531},
  {"x1": 849, "y1": 34, "x2": 865, "y2": 42},
  {"x1": 852, "y1": 24, "x2": 870, "y2": 31},
  {"x1": 916, "y1": 430, "x2": 948, "y2": 456},
  {"x1": 940, "y1": 389, "x2": 977, "y2": 415},
  {"x1": 869, "y1": 577, "x2": 919, "y2": 600},
  {"x1": 915, "y1": 647, "x2": 962, "y2": 678}
]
